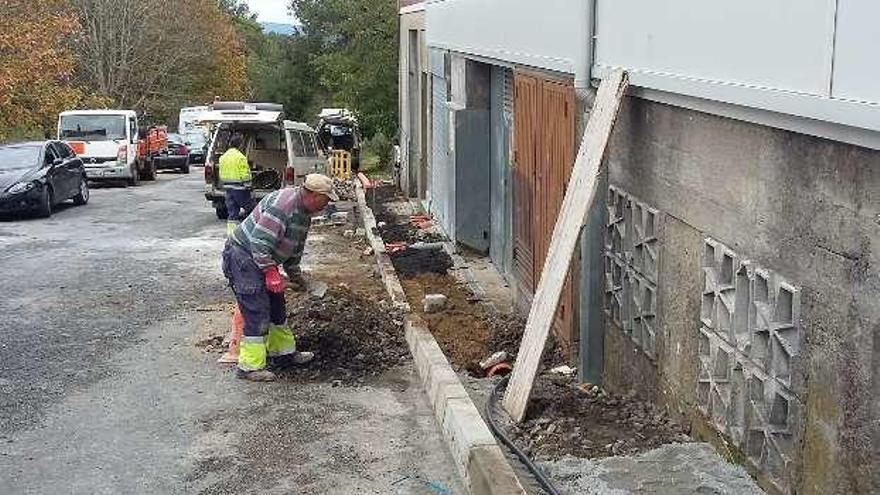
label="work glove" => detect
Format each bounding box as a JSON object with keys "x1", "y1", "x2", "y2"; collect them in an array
[{"x1": 263, "y1": 265, "x2": 287, "y2": 294}]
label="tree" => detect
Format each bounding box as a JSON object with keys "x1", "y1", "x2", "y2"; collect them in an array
[
  {"x1": 70, "y1": 0, "x2": 250, "y2": 123},
  {"x1": 0, "y1": 0, "x2": 86, "y2": 139},
  {"x1": 291, "y1": 0, "x2": 398, "y2": 138}
]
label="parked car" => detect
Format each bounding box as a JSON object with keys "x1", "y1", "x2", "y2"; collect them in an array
[
  {"x1": 156, "y1": 133, "x2": 190, "y2": 173},
  {"x1": 182, "y1": 131, "x2": 208, "y2": 164},
  {"x1": 201, "y1": 102, "x2": 325, "y2": 219},
  {"x1": 0, "y1": 141, "x2": 89, "y2": 217}
]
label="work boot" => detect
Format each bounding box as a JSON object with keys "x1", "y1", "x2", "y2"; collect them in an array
[
  {"x1": 291, "y1": 351, "x2": 315, "y2": 365},
  {"x1": 235, "y1": 369, "x2": 277, "y2": 382},
  {"x1": 270, "y1": 351, "x2": 315, "y2": 369}
]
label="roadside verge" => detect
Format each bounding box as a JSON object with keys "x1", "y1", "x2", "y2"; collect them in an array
[{"x1": 355, "y1": 180, "x2": 527, "y2": 495}]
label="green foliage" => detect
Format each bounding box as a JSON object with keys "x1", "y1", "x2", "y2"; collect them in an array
[
  {"x1": 291, "y1": 0, "x2": 399, "y2": 138},
  {"x1": 0, "y1": 0, "x2": 400, "y2": 141},
  {"x1": 363, "y1": 131, "x2": 393, "y2": 170},
  {"x1": 250, "y1": 34, "x2": 328, "y2": 123}
]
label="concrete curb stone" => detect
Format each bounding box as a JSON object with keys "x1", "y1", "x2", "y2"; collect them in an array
[{"x1": 356, "y1": 181, "x2": 527, "y2": 495}]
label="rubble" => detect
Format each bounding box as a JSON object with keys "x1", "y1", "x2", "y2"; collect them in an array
[
  {"x1": 479, "y1": 351, "x2": 509, "y2": 370},
  {"x1": 331, "y1": 177, "x2": 356, "y2": 201},
  {"x1": 330, "y1": 211, "x2": 349, "y2": 225},
  {"x1": 423, "y1": 293, "x2": 448, "y2": 313},
  {"x1": 508, "y1": 374, "x2": 689, "y2": 460},
  {"x1": 549, "y1": 365, "x2": 576, "y2": 376}
]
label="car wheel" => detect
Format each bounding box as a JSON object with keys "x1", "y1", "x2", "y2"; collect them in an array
[
  {"x1": 181, "y1": 162, "x2": 190, "y2": 174},
  {"x1": 36, "y1": 186, "x2": 52, "y2": 218},
  {"x1": 215, "y1": 202, "x2": 229, "y2": 220},
  {"x1": 73, "y1": 177, "x2": 89, "y2": 205}
]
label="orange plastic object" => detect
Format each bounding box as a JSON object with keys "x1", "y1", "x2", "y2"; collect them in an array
[
  {"x1": 137, "y1": 125, "x2": 169, "y2": 158},
  {"x1": 358, "y1": 172, "x2": 374, "y2": 189},
  {"x1": 486, "y1": 362, "x2": 512, "y2": 377},
  {"x1": 67, "y1": 141, "x2": 86, "y2": 155},
  {"x1": 385, "y1": 242, "x2": 408, "y2": 255},
  {"x1": 217, "y1": 305, "x2": 244, "y2": 364}
]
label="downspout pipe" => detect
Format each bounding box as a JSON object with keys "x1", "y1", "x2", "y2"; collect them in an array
[{"x1": 574, "y1": 0, "x2": 596, "y2": 97}]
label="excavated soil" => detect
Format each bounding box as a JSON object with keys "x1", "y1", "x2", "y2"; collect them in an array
[
  {"x1": 400, "y1": 272, "x2": 564, "y2": 376},
  {"x1": 506, "y1": 374, "x2": 690, "y2": 460},
  {"x1": 280, "y1": 286, "x2": 409, "y2": 383},
  {"x1": 390, "y1": 248, "x2": 453, "y2": 278}
]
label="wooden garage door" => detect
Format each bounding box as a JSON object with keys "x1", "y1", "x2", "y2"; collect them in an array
[
  {"x1": 512, "y1": 72, "x2": 576, "y2": 348},
  {"x1": 512, "y1": 74, "x2": 539, "y2": 303}
]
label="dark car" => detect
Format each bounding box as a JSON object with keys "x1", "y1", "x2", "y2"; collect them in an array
[
  {"x1": 0, "y1": 141, "x2": 89, "y2": 217},
  {"x1": 182, "y1": 132, "x2": 208, "y2": 164},
  {"x1": 156, "y1": 133, "x2": 190, "y2": 173}
]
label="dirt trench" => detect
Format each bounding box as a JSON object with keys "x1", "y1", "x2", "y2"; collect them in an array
[{"x1": 370, "y1": 182, "x2": 693, "y2": 464}]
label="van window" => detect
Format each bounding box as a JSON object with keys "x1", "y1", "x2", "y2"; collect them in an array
[
  {"x1": 290, "y1": 131, "x2": 306, "y2": 157},
  {"x1": 303, "y1": 133, "x2": 317, "y2": 157},
  {"x1": 129, "y1": 118, "x2": 137, "y2": 142},
  {"x1": 255, "y1": 129, "x2": 283, "y2": 150}
]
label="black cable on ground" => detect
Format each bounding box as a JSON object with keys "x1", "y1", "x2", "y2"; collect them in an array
[{"x1": 485, "y1": 375, "x2": 563, "y2": 495}]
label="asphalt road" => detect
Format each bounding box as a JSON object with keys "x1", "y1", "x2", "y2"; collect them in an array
[{"x1": 0, "y1": 171, "x2": 461, "y2": 494}]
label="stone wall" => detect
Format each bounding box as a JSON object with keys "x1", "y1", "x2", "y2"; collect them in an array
[{"x1": 599, "y1": 97, "x2": 879, "y2": 495}]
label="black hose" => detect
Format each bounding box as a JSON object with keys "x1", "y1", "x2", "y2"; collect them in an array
[{"x1": 485, "y1": 375, "x2": 563, "y2": 495}]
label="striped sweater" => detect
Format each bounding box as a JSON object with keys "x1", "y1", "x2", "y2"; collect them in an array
[{"x1": 230, "y1": 187, "x2": 313, "y2": 274}]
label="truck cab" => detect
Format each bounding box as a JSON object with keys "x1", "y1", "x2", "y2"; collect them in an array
[
  {"x1": 58, "y1": 110, "x2": 140, "y2": 184},
  {"x1": 58, "y1": 109, "x2": 164, "y2": 185},
  {"x1": 201, "y1": 102, "x2": 325, "y2": 219}
]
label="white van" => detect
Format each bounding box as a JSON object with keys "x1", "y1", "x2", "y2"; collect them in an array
[
  {"x1": 284, "y1": 120, "x2": 326, "y2": 182},
  {"x1": 200, "y1": 103, "x2": 325, "y2": 219}
]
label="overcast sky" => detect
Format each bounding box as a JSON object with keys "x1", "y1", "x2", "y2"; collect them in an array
[{"x1": 247, "y1": 0, "x2": 297, "y2": 24}]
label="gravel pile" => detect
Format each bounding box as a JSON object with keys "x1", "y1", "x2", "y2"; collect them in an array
[
  {"x1": 332, "y1": 177, "x2": 356, "y2": 201},
  {"x1": 282, "y1": 286, "x2": 410, "y2": 383}
]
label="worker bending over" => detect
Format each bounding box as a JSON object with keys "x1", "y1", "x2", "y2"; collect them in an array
[
  {"x1": 218, "y1": 133, "x2": 252, "y2": 235},
  {"x1": 221, "y1": 174, "x2": 339, "y2": 381}
]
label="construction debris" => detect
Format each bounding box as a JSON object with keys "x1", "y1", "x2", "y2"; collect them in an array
[
  {"x1": 479, "y1": 351, "x2": 509, "y2": 370},
  {"x1": 423, "y1": 293, "x2": 448, "y2": 313},
  {"x1": 331, "y1": 212, "x2": 349, "y2": 225},
  {"x1": 507, "y1": 374, "x2": 688, "y2": 459},
  {"x1": 332, "y1": 177, "x2": 356, "y2": 201},
  {"x1": 549, "y1": 365, "x2": 576, "y2": 376}
]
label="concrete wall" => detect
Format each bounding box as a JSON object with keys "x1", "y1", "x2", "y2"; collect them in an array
[
  {"x1": 600, "y1": 97, "x2": 879, "y2": 495},
  {"x1": 399, "y1": 10, "x2": 426, "y2": 197}
]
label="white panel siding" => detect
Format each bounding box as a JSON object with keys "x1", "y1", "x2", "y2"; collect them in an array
[
  {"x1": 594, "y1": 0, "x2": 880, "y2": 137},
  {"x1": 831, "y1": 0, "x2": 880, "y2": 104},
  {"x1": 596, "y1": 0, "x2": 835, "y2": 96},
  {"x1": 426, "y1": 0, "x2": 585, "y2": 74}
]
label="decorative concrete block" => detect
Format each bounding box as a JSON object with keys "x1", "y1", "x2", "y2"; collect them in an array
[
  {"x1": 698, "y1": 237, "x2": 803, "y2": 492},
  {"x1": 605, "y1": 185, "x2": 661, "y2": 358}
]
